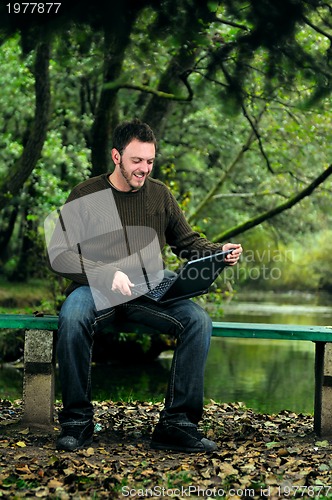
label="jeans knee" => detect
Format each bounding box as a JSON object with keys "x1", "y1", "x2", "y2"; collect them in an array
[
  {"x1": 60, "y1": 303, "x2": 88, "y2": 323},
  {"x1": 189, "y1": 304, "x2": 212, "y2": 331},
  {"x1": 58, "y1": 301, "x2": 95, "y2": 344}
]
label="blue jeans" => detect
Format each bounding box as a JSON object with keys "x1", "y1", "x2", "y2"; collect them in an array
[{"x1": 57, "y1": 286, "x2": 212, "y2": 427}]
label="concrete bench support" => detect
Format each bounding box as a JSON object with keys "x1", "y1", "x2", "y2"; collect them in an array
[
  {"x1": 315, "y1": 342, "x2": 332, "y2": 437},
  {"x1": 21, "y1": 329, "x2": 55, "y2": 427}
]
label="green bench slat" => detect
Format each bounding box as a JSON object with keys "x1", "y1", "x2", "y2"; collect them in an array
[
  {"x1": 0, "y1": 314, "x2": 332, "y2": 342},
  {"x1": 0, "y1": 314, "x2": 59, "y2": 330},
  {"x1": 212, "y1": 321, "x2": 332, "y2": 342}
]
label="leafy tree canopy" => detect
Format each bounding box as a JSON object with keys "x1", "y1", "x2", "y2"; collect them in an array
[
  {"x1": 0, "y1": 0, "x2": 331, "y2": 105},
  {"x1": 0, "y1": 0, "x2": 331, "y2": 293}
]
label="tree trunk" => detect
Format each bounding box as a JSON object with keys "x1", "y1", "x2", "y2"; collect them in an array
[
  {"x1": 141, "y1": 4, "x2": 214, "y2": 180},
  {"x1": 0, "y1": 41, "x2": 51, "y2": 211},
  {"x1": 89, "y1": 23, "x2": 133, "y2": 178},
  {"x1": 141, "y1": 53, "x2": 195, "y2": 181},
  {"x1": 0, "y1": 205, "x2": 19, "y2": 261}
]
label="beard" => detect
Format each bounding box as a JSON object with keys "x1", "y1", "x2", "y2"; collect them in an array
[{"x1": 119, "y1": 159, "x2": 146, "y2": 191}]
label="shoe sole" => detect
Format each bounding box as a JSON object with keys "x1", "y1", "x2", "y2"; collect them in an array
[{"x1": 56, "y1": 436, "x2": 93, "y2": 452}]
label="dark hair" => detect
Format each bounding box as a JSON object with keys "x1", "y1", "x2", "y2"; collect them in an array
[{"x1": 112, "y1": 118, "x2": 157, "y2": 154}]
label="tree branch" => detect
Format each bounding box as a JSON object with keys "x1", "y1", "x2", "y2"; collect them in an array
[
  {"x1": 187, "y1": 107, "x2": 265, "y2": 224},
  {"x1": 213, "y1": 189, "x2": 284, "y2": 199},
  {"x1": 103, "y1": 80, "x2": 194, "y2": 102},
  {"x1": 302, "y1": 14, "x2": 332, "y2": 41},
  {"x1": 216, "y1": 18, "x2": 249, "y2": 31},
  {"x1": 241, "y1": 103, "x2": 273, "y2": 173},
  {"x1": 211, "y1": 164, "x2": 332, "y2": 243}
]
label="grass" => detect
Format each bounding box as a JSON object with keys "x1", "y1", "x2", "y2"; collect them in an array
[{"x1": 0, "y1": 277, "x2": 54, "y2": 313}]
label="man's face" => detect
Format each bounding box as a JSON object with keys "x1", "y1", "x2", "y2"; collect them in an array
[{"x1": 112, "y1": 139, "x2": 155, "y2": 192}]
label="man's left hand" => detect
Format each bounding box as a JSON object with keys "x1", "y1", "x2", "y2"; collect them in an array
[{"x1": 222, "y1": 243, "x2": 243, "y2": 266}]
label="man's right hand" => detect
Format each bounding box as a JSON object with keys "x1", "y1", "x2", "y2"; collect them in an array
[{"x1": 111, "y1": 270, "x2": 134, "y2": 296}]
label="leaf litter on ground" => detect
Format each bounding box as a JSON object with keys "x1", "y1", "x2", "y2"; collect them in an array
[{"x1": 1, "y1": 399, "x2": 332, "y2": 499}]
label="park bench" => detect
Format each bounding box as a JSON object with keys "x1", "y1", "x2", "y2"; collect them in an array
[{"x1": 1, "y1": 314, "x2": 332, "y2": 437}]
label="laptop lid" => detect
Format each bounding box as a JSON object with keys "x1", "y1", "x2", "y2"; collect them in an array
[{"x1": 146, "y1": 249, "x2": 233, "y2": 304}]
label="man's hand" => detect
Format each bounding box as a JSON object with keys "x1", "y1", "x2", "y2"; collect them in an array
[
  {"x1": 222, "y1": 243, "x2": 243, "y2": 266},
  {"x1": 112, "y1": 270, "x2": 134, "y2": 296}
]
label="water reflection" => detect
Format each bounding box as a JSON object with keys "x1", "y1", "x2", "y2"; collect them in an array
[
  {"x1": 89, "y1": 361, "x2": 170, "y2": 402},
  {"x1": 0, "y1": 337, "x2": 316, "y2": 415},
  {"x1": 0, "y1": 365, "x2": 23, "y2": 401},
  {"x1": 220, "y1": 291, "x2": 332, "y2": 326},
  {"x1": 205, "y1": 338, "x2": 314, "y2": 414}
]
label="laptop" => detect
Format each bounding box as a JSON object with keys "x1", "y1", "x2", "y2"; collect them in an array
[{"x1": 131, "y1": 249, "x2": 234, "y2": 304}]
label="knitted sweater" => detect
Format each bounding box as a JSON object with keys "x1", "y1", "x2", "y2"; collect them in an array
[{"x1": 47, "y1": 173, "x2": 222, "y2": 295}]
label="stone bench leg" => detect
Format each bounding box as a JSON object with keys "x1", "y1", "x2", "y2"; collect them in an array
[
  {"x1": 21, "y1": 329, "x2": 55, "y2": 427},
  {"x1": 314, "y1": 342, "x2": 332, "y2": 437}
]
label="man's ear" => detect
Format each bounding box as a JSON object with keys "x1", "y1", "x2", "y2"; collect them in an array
[{"x1": 111, "y1": 148, "x2": 120, "y2": 164}]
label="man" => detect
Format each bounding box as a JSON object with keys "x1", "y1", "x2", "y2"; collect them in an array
[{"x1": 47, "y1": 118, "x2": 242, "y2": 453}]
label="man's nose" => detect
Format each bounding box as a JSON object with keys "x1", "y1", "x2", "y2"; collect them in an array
[{"x1": 142, "y1": 161, "x2": 151, "y2": 171}]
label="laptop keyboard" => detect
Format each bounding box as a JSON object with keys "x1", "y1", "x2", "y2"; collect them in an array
[{"x1": 132, "y1": 278, "x2": 173, "y2": 299}]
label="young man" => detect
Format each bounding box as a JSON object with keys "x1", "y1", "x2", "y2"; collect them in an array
[{"x1": 47, "y1": 118, "x2": 242, "y2": 453}]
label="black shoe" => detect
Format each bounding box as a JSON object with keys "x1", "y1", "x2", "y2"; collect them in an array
[
  {"x1": 150, "y1": 422, "x2": 218, "y2": 453},
  {"x1": 56, "y1": 421, "x2": 94, "y2": 451}
]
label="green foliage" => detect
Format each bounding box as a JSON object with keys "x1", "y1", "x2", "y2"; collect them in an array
[
  {"x1": 234, "y1": 229, "x2": 332, "y2": 293},
  {"x1": 0, "y1": 37, "x2": 34, "y2": 174},
  {"x1": 0, "y1": 329, "x2": 24, "y2": 362},
  {"x1": 0, "y1": 1, "x2": 331, "y2": 294}
]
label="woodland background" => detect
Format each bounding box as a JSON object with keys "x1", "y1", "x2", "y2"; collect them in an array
[
  {"x1": 1, "y1": 4, "x2": 332, "y2": 496},
  {"x1": 0, "y1": 0, "x2": 331, "y2": 311}
]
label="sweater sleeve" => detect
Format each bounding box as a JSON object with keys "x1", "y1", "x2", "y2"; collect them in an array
[
  {"x1": 46, "y1": 185, "x2": 120, "y2": 291},
  {"x1": 165, "y1": 190, "x2": 222, "y2": 259}
]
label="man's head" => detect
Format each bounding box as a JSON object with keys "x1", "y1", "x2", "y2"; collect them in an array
[
  {"x1": 112, "y1": 118, "x2": 157, "y2": 155},
  {"x1": 110, "y1": 119, "x2": 157, "y2": 192}
]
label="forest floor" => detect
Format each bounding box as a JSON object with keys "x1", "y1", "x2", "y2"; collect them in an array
[{"x1": 1, "y1": 400, "x2": 332, "y2": 499}]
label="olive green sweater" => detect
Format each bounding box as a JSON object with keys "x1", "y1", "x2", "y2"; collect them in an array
[{"x1": 48, "y1": 173, "x2": 222, "y2": 295}]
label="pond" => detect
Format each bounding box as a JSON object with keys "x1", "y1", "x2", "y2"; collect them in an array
[
  {"x1": 219, "y1": 290, "x2": 332, "y2": 326},
  {"x1": 1, "y1": 291, "x2": 332, "y2": 415},
  {"x1": 204, "y1": 291, "x2": 332, "y2": 414}
]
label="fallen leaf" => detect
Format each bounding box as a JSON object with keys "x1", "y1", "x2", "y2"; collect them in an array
[
  {"x1": 314, "y1": 440, "x2": 329, "y2": 448},
  {"x1": 219, "y1": 462, "x2": 238, "y2": 476},
  {"x1": 35, "y1": 487, "x2": 50, "y2": 497},
  {"x1": 266, "y1": 441, "x2": 281, "y2": 449},
  {"x1": 18, "y1": 428, "x2": 30, "y2": 435},
  {"x1": 48, "y1": 478, "x2": 64, "y2": 488},
  {"x1": 81, "y1": 447, "x2": 94, "y2": 456}
]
